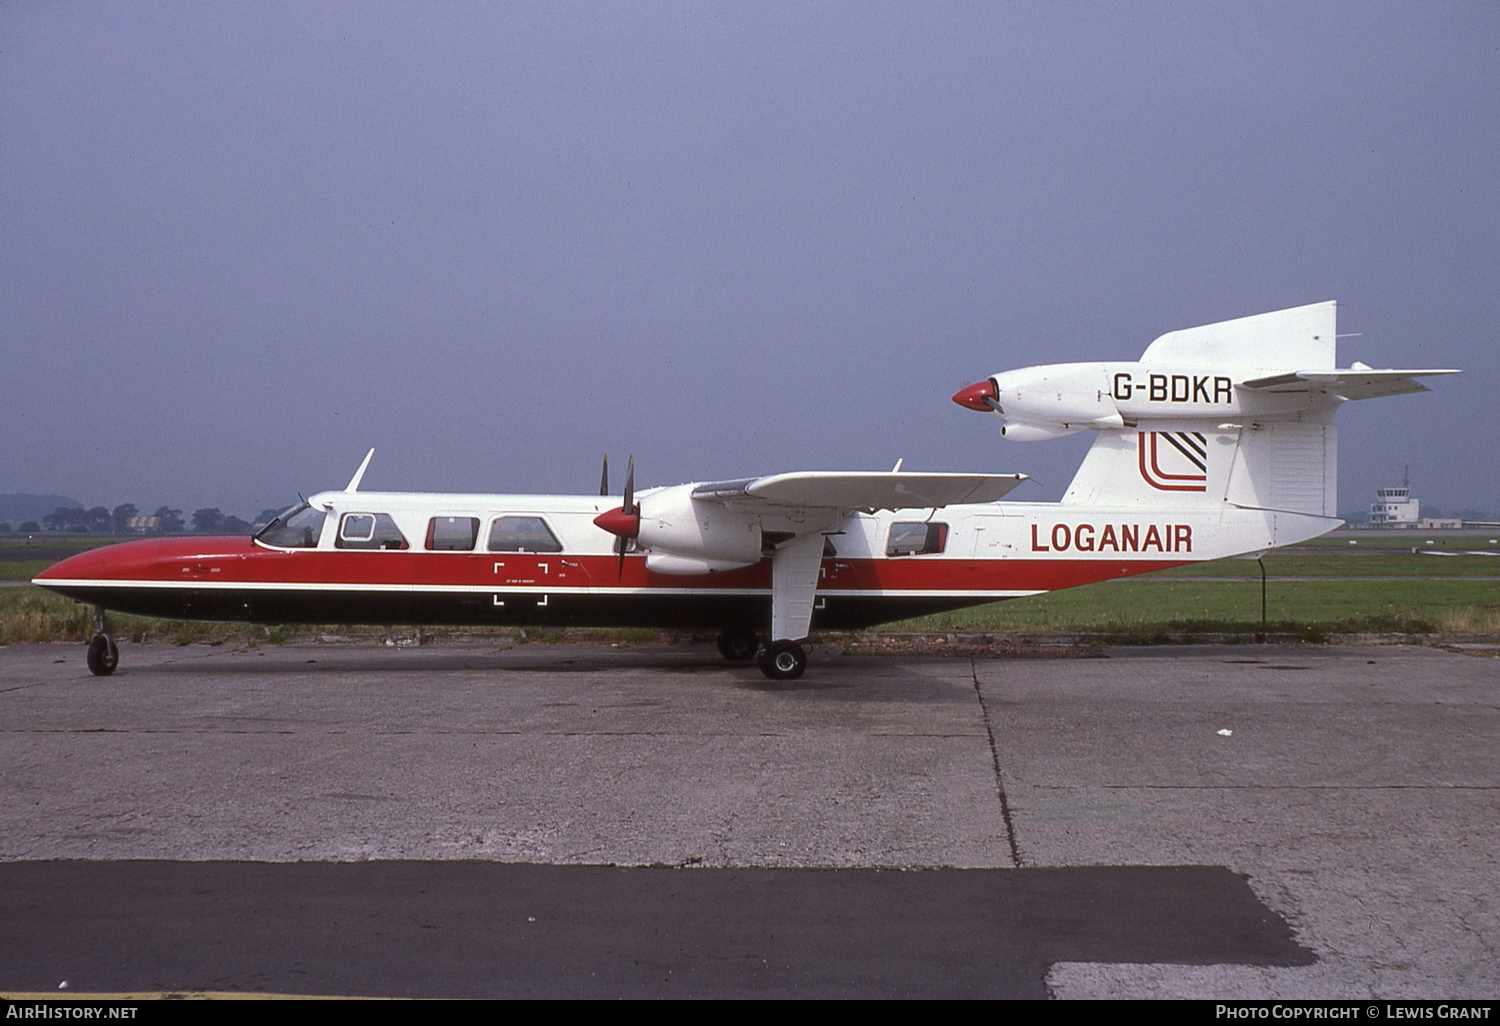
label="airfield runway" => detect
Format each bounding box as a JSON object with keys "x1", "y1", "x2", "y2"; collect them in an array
[{"x1": 0, "y1": 639, "x2": 1495, "y2": 998}]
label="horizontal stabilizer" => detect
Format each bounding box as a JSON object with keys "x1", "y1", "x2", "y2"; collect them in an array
[
  {"x1": 693, "y1": 472, "x2": 1026, "y2": 511},
  {"x1": 1240, "y1": 367, "x2": 1459, "y2": 401}
]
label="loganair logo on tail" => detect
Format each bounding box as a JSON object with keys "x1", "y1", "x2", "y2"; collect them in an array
[{"x1": 1138, "y1": 431, "x2": 1207, "y2": 492}]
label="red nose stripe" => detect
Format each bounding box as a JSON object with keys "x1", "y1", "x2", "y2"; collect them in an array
[
  {"x1": 952, "y1": 380, "x2": 997, "y2": 412},
  {"x1": 32, "y1": 545, "x2": 117, "y2": 581}
]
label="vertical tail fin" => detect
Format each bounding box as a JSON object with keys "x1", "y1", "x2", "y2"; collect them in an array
[
  {"x1": 1061, "y1": 420, "x2": 1336, "y2": 518},
  {"x1": 1066, "y1": 302, "x2": 1341, "y2": 516},
  {"x1": 967, "y1": 302, "x2": 1452, "y2": 528}
]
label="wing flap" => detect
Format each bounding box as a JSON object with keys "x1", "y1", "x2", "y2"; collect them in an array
[
  {"x1": 694, "y1": 472, "x2": 1027, "y2": 511},
  {"x1": 1240, "y1": 368, "x2": 1459, "y2": 400}
]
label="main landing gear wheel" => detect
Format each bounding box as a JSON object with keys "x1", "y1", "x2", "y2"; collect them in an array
[
  {"x1": 715, "y1": 628, "x2": 760, "y2": 662},
  {"x1": 758, "y1": 640, "x2": 807, "y2": 681},
  {"x1": 86, "y1": 634, "x2": 119, "y2": 677}
]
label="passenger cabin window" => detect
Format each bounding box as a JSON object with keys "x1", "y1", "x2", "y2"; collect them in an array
[
  {"x1": 426, "y1": 516, "x2": 479, "y2": 551},
  {"x1": 886, "y1": 522, "x2": 948, "y2": 556},
  {"x1": 488, "y1": 516, "x2": 562, "y2": 553},
  {"x1": 337, "y1": 513, "x2": 409, "y2": 550},
  {"x1": 254, "y1": 504, "x2": 327, "y2": 549}
]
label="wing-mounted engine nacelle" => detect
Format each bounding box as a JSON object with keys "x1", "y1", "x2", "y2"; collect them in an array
[
  {"x1": 596, "y1": 483, "x2": 764, "y2": 573},
  {"x1": 643, "y1": 553, "x2": 757, "y2": 575},
  {"x1": 952, "y1": 363, "x2": 1124, "y2": 442}
]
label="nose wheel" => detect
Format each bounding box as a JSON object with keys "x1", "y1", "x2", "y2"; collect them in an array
[
  {"x1": 86, "y1": 633, "x2": 119, "y2": 676},
  {"x1": 757, "y1": 640, "x2": 807, "y2": 680},
  {"x1": 86, "y1": 607, "x2": 118, "y2": 677}
]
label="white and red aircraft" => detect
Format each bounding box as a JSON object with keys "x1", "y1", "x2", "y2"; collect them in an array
[{"x1": 36, "y1": 301, "x2": 1453, "y2": 680}]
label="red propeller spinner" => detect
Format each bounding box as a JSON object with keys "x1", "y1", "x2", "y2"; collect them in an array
[
  {"x1": 951, "y1": 379, "x2": 999, "y2": 412},
  {"x1": 592, "y1": 505, "x2": 640, "y2": 538},
  {"x1": 594, "y1": 454, "x2": 640, "y2": 580},
  {"x1": 593, "y1": 453, "x2": 640, "y2": 537}
]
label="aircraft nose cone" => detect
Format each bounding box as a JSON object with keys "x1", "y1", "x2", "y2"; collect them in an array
[
  {"x1": 593, "y1": 506, "x2": 641, "y2": 539},
  {"x1": 33, "y1": 545, "x2": 116, "y2": 581},
  {"x1": 952, "y1": 379, "x2": 999, "y2": 412}
]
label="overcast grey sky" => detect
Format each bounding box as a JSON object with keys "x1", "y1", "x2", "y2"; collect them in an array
[{"x1": 2, "y1": 2, "x2": 1496, "y2": 517}]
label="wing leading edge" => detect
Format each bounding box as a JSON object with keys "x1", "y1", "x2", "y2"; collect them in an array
[{"x1": 692, "y1": 471, "x2": 1027, "y2": 512}]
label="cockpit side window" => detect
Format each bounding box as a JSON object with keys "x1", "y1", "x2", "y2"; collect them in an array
[
  {"x1": 487, "y1": 516, "x2": 563, "y2": 553},
  {"x1": 254, "y1": 504, "x2": 327, "y2": 549},
  {"x1": 886, "y1": 521, "x2": 948, "y2": 556},
  {"x1": 426, "y1": 516, "x2": 479, "y2": 551},
  {"x1": 336, "y1": 513, "x2": 409, "y2": 550}
]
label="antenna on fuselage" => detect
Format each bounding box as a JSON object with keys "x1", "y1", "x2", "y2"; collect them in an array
[{"x1": 345, "y1": 448, "x2": 375, "y2": 493}]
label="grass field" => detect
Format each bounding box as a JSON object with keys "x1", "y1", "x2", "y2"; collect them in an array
[
  {"x1": 0, "y1": 535, "x2": 131, "y2": 549},
  {"x1": 1148, "y1": 553, "x2": 1500, "y2": 578},
  {"x1": 888, "y1": 577, "x2": 1500, "y2": 638},
  {"x1": 1295, "y1": 533, "x2": 1500, "y2": 551},
  {"x1": 0, "y1": 562, "x2": 53, "y2": 581}
]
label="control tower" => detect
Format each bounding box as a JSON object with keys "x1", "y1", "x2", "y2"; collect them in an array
[{"x1": 1370, "y1": 469, "x2": 1420, "y2": 526}]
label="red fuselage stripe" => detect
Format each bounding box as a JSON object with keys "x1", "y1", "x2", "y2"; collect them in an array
[{"x1": 36, "y1": 536, "x2": 1191, "y2": 594}]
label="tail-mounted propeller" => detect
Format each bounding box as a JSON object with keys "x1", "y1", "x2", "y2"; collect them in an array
[
  {"x1": 952, "y1": 379, "x2": 1002, "y2": 413},
  {"x1": 593, "y1": 454, "x2": 640, "y2": 579}
]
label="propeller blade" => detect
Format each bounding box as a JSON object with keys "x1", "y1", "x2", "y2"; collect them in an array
[
  {"x1": 599, "y1": 454, "x2": 609, "y2": 497},
  {"x1": 620, "y1": 454, "x2": 635, "y2": 581}
]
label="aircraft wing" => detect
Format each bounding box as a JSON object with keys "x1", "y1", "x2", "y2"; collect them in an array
[
  {"x1": 691, "y1": 472, "x2": 1027, "y2": 512},
  {"x1": 1240, "y1": 367, "x2": 1459, "y2": 401}
]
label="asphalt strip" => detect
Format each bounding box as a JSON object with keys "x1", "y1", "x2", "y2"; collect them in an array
[{"x1": 0, "y1": 860, "x2": 1313, "y2": 999}]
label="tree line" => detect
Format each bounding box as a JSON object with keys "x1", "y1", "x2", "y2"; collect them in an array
[{"x1": 0, "y1": 504, "x2": 286, "y2": 535}]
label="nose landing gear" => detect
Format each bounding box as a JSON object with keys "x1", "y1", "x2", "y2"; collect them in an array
[{"x1": 86, "y1": 607, "x2": 118, "y2": 677}]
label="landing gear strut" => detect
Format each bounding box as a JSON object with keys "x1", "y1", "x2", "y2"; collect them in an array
[
  {"x1": 715, "y1": 627, "x2": 760, "y2": 662},
  {"x1": 86, "y1": 607, "x2": 118, "y2": 677},
  {"x1": 757, "y1": 640, "x2": 807, "y2": 681}
]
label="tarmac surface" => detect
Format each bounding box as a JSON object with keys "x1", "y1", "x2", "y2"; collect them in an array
[
  {"x1": 0, "y1": 547, "x2": 84, "y2": 562},
  {"x1": 0, "y1": 638, "x2": 1495, "y2": 998}
]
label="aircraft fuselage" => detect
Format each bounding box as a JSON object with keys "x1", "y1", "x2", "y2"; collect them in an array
[{"x1": 36, "y1": 489, "x2": 1327, "y2": 633}]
